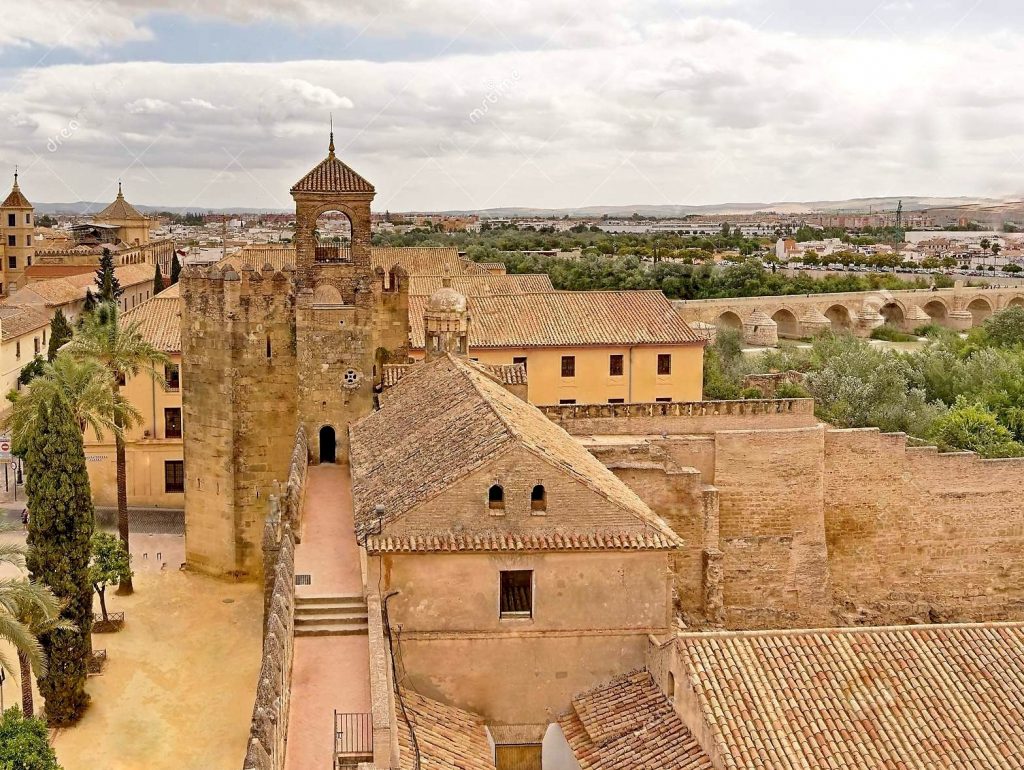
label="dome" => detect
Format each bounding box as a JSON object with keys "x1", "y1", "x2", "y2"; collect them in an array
[{"x1": 427, "y1": 285, "x2": 468, "y2": 314}]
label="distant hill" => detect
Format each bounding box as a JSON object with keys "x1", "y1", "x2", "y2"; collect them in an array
[{"x1": 30, "y1": 195, "x2": 1018, "y2": 219}]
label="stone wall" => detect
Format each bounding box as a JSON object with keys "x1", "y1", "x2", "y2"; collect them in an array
[{"x1": 243, "y1": 427, "x2": 308, "y2": 770}]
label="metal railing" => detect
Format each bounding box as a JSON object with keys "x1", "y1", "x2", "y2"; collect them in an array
[{"x1": 334, "y1": 711, "x2": 373, "y2": 764}]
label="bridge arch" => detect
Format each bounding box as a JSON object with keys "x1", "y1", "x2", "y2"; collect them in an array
[
  {"x1": 771, "y1": 308, "x2": 800, "y2": 339},
  {"x1": 1007, "y1": 295, "x2": 1024, "y2": 309},
  {"x1": 879, "y1": 301, "x2": 906, "y2": 329},
  {"x1": 824, "y1": 304, "x2": 853, "y2": 331},
  {"x1": 966, "y1": 296, "x2": 993, "y2": 325},
  {"x1": 715, "y1": 311, "x2": 742, "y2": 330},
  {"x1": 921, "y1": 299, "x2": 948, "y2": 323}
]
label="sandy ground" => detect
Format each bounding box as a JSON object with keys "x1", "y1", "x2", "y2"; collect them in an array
[{"x1": 1, "y1": 519, "x2": 263, "y2": 770}]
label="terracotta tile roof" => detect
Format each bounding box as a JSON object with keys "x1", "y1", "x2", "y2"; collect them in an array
[
  {"x1": 155, "y1": 282, "x2": 180, "y2": 298},
  {"x1": 558, "y1": 670, "x2": 713, "y2": 770},
  {"x1": 408, "y1": 274, "x2": 554, "y2": 296},
  {"x1": 290, "y1": 153, "x2": 375, "y2": 194},
  {"x1": 371, "y1": 247, "x2": 464, "y2": 276},
  {"x1": 381, "y1": 361, "x2": 526, "y2": 390},
  {"x1": 226, "y1": 247, "x2": 296, "y2": 272},
  {"x1": 677, "y1": 622, "x2": 1024, "y2": 770},
  {"x1": 350, "y1": 354, "x2": 680, "y2": 550},
  {"x1": 121, "y1": 295, "x2": 181, "y2": 353},
  {"x1": 2, "y1": 181, "x2": 31, "y2": 209},
  {"x1": 9, "y1": 264, "x2": 154, "y2": 307},
  {"x1": 0, "y1": 305, "x2": 50, "y2": 341},
  {"x1": 366, "y1": 531, "x2": 682, "y2": 553},
  {"x1": 409, "y1": 291, "x2": 704, "y2": 349},
  {"x1": 398, "y1": 688, "x2": 495, "y2": 770},
  {"x1": 94, "y1": 189, "x2": 145, "y2": 220}
]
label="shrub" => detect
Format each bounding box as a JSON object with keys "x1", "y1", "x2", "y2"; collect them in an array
[
  {"x1": 775, "y1": 381, "x2": 811, "y2": 399},
  {"x1": 911, "y1": 323, "x2": 945, "y2": 338},
  {"x1": 928, "y1": 398, "x2": 1024, "y2": 458},
  {"x1": 0, "y1": 707, "x2": 63, "y2": 770},
  {"x1": 870, "y1": 325, "x2": 917, "y2": 342},
  {"x1": 739, "y1": 386, "x2": 764, "y2": 399}
]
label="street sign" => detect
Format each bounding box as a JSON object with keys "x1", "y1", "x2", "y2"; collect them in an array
[{"x1": 0, "y1": 436, "x2": 11, "y2": 461}]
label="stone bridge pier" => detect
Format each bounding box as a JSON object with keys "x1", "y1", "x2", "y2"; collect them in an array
[{"x1": 674, "y1": 283, "x2": 1024, "y2": 346}]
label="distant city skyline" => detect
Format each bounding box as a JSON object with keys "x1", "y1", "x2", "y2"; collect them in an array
[{"x1": 2, "y1": 0, "x2": 1022, "y2": 210}]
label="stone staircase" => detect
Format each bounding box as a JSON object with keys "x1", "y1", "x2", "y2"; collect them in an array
[{"x1": 294, "y1": 595, "x2": 368, "y2": 637}]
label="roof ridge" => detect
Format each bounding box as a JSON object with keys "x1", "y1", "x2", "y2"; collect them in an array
[{"x1": 676, "y1": 619, "x2": 1024, "y2": 641}]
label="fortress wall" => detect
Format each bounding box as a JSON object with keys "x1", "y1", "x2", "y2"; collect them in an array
[
  {"x1": 824, "y1": 429, "x2": 1024, "y2": 623},
  {"x1": 543, "y1": 399, "x2": 817, "y2": 436},
  {"x1": 711, "y1": 426, "x2": 831, "y2": 628}
]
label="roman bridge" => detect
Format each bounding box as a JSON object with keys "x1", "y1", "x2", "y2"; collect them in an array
[{"x1": 673, "y1": 284, "x2": 1024, "y2": 346}]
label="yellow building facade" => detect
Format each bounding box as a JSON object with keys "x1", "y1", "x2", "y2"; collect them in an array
[{"x1": 84, "y1": 285, "x2": 184, "y2": 509}]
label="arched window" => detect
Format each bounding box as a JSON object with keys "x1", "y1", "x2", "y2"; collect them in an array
[
  {"x1": 531, "y1": 484, "x2": 546, "y2": 512},
  {"x1": 488, "y1": 484, "x2": 505, "y2": 511}
]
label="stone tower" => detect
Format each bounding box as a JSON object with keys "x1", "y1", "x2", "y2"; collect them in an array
[
  {"x1": 423, "y1": 279, "x2": 470, "y2": 360},
  {"x1": 1, "y1": 170, "x2": 34, "y2": 295},
  {"x1": 180, "y1": 134, "x2": 409, "y2": 578}
]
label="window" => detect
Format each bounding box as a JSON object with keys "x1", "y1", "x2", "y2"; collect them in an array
[
  {"x1": 608, "y1": 398, "x2": 624, "y2": 404},
  {"x1": 512, "y1": 355, "x2": 527, "y2": 373},
  {"x1": 500, "y1": 570, "x2": 532, "y2": 618},
  {"x1": 164, "y1": 408, "x2": 182, "y2": 439},
  {"x1": 656, "y1": 397, "x2": 672, "y2": 403},
  {"x1": 26, "y1": 256, "x2": 31, "y2": 266},
  {"x1": 15, "y1": 341, "x2": 20, "y2": 359},
  {"x1": 266, "y1": 336, "x2": 272, "y2": 359},
  {"x1": 488, "y1": 484, "x2": 505, "y2": 511},
  {"x1": 559, "y1": 399, "x2": 576, "y2": 405},
  {"x1": 33, "y1": 337, "x2": 39, "y2": 355},
  {"x1": 42, "y1": 329, "x2": 46, "y2": 344},
  {"x1": 609, "y1": 354, "x2": 624, "y2": 376},
  {"x1": 164, "y1": 460, "x2": 185, "y2": 493},
  {"x1": 657, "y1": 353, "x2": 672, "y2": 375},
  {"x1": 7, "y1": 253, "x2": 15, "y2": 266},
  {"x1": 530, "y1": 484, "x2": 546, "y2": 512},
  {"x1": 6, "y1": 214, "x2": 13, "y2": 227},
  {"x1": 560, "y1": 355, "x2": 575, "y2": 377},
  {"x1": 26, "y1": 235, "x2": 31, "y2": 246},
  {"x1": 165, "y1": 363, "x2": 180, "y2": 390},
  {"x1": 24, "y1": 213, "x2": 30, "y2": 225}
]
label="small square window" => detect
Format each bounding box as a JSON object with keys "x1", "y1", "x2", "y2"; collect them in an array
[
  {"x1": 560, "y1": 355, "x2": 575, "y2": 377},
  {"x1": 512, "y1": 356, "x2": 527, "y2": 373},
  {"x1": 164, "y1": 460, "x2": 184, "y2": 493},
  {"x1": 609, "y1": 354, "x2": 624, "y2": 376},
  {"x1": 559, "y1": 399, "x2": 576, "y2": 405},
  {"x1": 608, "y1": 398, "x2": 625, "y2": 404},
  {"x1": 657, "y1": 354, "x2": 672, "y2": 375},
  {"x1": 6, "y1": 214, "x2": 14, "y2": 227},
  {"x1": 500, "y1": 570, "x2": 532, "y2": 619}
]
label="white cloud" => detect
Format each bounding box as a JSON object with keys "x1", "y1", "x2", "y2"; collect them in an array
[{"x1": 2, "y1": 15, "x2": 1022, "y2": 209}]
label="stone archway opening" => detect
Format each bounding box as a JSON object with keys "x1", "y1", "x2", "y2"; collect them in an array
[
  {"x1": 922, "y1": 300, "x2": 948, "y2": 323},
  {"x1": 825, "y1": 304, "x2": 852, "y2": 331},
  {"x1": 880, "y1": 302, "x2": 905, "y2": 329},
  {"x1": 716, "y1": 311, "x2": 742, "y2": 330},
  {"x1": 319, "y1": 425, "x2": 337, "y2": 464},
  {"x1": 1009, "y1": 297, "x2": 1024, "y2": 308},
  {"x1": 967, "y1": 297, "x2": 993, "y2": 325},
  {"x1": 313, "y1": 210, "x2": 353, "y2": 263},
  {"x1": 771, "y1": 309, "x2": 799, "y2": 339}
]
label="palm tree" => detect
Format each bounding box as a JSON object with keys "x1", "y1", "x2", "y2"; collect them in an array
[
  {"x1": 0, "y1": 534, "x2": 75, "y2": 717},
  {"x1": 66, "y1": 302, "x2": 167, "y2": 595}
]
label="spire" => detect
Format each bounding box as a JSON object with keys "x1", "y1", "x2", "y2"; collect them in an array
[
  {"x1": 328, "y1": 114, "x2": 335, "y2": 159},
  {"x1": 13, "y1": 166, "x2": 18, "y2": 190},
  {"x1": 117, "y1": 179, "x2": 123, "y2": 198}
]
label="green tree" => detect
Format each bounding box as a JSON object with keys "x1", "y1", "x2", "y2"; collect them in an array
[
  {"x1": 94, "y1": 249, "x2": 122, "y2": 303},
  {"x1": 88, "y1": 533, "x2": 132, "y2": 624},
  {"x1": 977, "y1": 306, "x2": 1024, "y2": 348},
  {"x1": 81, "y1": 289, "x2": 97, "y2": 318},
  {"x1": 24, "y1": 395, "x2": 95, "y2": 726},
  {"x1": 152, "y1": 262, "x2": 165, "y2": 295},
  {"x1": 0, "y1": 707, "x2": 63, "y2": 770},
  {"x1": 16, "y1": 357, "x2": 45, "y2": 389},
  {"x1": 46, "y1": 310, "x2": 72, "y2": 362},
  {"x1": 170, "y1": 252, "x2": 182, "y2": 285},
  {"x1": 928, "y1": 397, "x2": 1024, "y2": 458},
  {"x1": 66, "y1": 303, "x2": 166, "y2": 595}
]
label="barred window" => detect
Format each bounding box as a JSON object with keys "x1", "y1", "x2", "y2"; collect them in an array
[{"x1": 500, "y1": 570, "x2": 532, "y2": 618}]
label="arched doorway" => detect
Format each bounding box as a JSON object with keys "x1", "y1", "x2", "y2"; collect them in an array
[{"x1": 319, "y1": 425, "x2": 337, "y2": 464}]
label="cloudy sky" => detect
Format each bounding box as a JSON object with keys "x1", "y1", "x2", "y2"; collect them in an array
[{"x1": 1, "y1": 0, "x2": 1021, "y2": 211}]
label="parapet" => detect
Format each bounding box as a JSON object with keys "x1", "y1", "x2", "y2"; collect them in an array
[{"x1": 181, "y1": 262, "x2": 296, "y2": 316}]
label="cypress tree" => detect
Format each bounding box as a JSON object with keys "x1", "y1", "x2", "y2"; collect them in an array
[
  {"x1": 47, "y1": 309, "x2": 73, "y2": 361},
  {"x1": 24, "y1": 394, "x2": 95, "y2": 726},
  {"x1": 94, "y1": 248, "x2": 123, "y2": 302},
  {"x1": 170, "y1": 251, "x2": 182, "y2": 285},
  {"x1": 153, "y1": 262, "x2": 165, "y2": 295}
]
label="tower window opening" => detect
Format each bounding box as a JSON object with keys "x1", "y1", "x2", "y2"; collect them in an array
[
  {"x1": 266, "y1": 336, "x2": 272, "y2": 359},
  {"x1": 488, "y1": 484, "x2": 505, "y2": 511},
  {"x1": 531, "y1": 484, "x2": 546, "y2": 512}
]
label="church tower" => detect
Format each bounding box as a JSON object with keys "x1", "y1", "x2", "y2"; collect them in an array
[{"x1": 1, "y1": 170, "x2": 35, "y2": 295}]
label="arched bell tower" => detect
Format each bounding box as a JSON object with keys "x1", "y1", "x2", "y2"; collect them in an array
[{"x1": 291, "y1": 132, "x2": 397, "y2": 461}]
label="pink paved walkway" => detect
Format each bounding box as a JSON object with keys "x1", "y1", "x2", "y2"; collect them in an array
[{"x1": 286, "y1": 464, "x2": 371, "y2": 770}]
